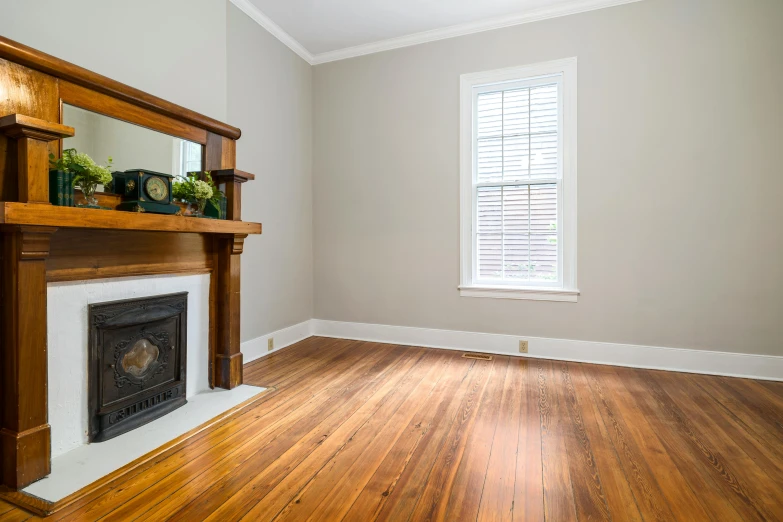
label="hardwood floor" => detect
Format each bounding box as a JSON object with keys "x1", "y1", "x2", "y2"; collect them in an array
[{"x1": 2, "y1": 337, "x2": 783, "y2": 521}]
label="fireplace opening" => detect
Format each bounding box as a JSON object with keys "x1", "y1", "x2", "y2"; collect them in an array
[{"x1": 88, "y1": 292, "x2": 188, "y2": 442}]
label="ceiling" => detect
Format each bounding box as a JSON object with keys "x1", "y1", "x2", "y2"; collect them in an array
[{"x1": 233, "y1": 0, "x2": 641, "y2": 64}]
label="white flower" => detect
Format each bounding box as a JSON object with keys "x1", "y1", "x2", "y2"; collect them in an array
[{"x1": 193, "y1": 180, "x2": 213, "y2": 201}]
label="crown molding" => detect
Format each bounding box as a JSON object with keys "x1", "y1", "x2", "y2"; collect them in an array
[
  {"x1": 229, "y1": 0, "x2": 315, "y2": 64},
  {"x1": 231, "y1": 0, "x2": 643, "y2": 67},
  {"x1": 311, "y1": 0, "x2": 643, "y2": 64}
]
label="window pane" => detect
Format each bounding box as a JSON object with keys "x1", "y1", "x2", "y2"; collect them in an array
[
  {"x1": 477, "y1": 234, "x2": 502, "y2": 278},
  {"x1": 530, "y1": 132, "x2": 558, "y2": 179},
  {"x1": 529, "y1": 184, "x2": 558, "y2": 281},
  {"x1": 502, "y1": 135, "x2": 529, "y2": 181},
  {"x1": 477, "y1": 91, "x2": 502, "y2": 139},
  {"x1": 477, "y1": 138, "x2": 502, "y2": 183},
  {"x1": 502, "y1": 88, "x2": 529, "y2": 135},
  {"x1": 476, "y1": 184, "x2": 558, "y2": 284},
  {"x1": 502, "y1": 184, "x2": 531, "y2": 279},
  {"x1": 504, "y1": 234, "x2": 530, "y2": 279},
  {"x1": 530, "y1": 235, "x2": 557, "y2": 281},
  {"x1": 530, "y1": 84, "x2": 558, "y2": 134},
  {"x1": 477, "y1": 187, "x2": 501, "y2": 234},
  {"x1": 476, "y1": 82, "x2": 558, "y2": 183}
]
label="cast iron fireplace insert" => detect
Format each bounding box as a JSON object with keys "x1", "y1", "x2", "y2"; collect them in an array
[{"x1": 88, "y1": 292, "x2": 188, "y2": 442}]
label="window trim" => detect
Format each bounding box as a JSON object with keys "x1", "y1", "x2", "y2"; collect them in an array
[{"x1": 459, "y1": 58, "x2": 578, "y2": 302}]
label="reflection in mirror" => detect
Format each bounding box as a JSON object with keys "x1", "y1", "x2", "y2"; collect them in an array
[{"x1": 62, "y1": 104, "x2": 203, "y2": 179}]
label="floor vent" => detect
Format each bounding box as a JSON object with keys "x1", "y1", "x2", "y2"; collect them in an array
[{"x1": 462, "y1": 353, "x2": 493, "y2": 361}]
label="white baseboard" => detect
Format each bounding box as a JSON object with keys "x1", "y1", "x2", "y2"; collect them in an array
[
  {"x1": 242, "y1": 320, "x2": 313, "y2": 363},
  {"x1": 309, "y1": 319, "x2": 783, "y2": 382},
  {"x1": 240, "y1": 319, "x2": 782, "y2": 381}
]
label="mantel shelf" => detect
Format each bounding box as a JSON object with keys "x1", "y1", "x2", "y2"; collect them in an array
[{"x1": 0, "y1": 202, "x2": 262, "y2": 235}]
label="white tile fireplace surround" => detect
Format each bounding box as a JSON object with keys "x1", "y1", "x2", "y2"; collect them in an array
[
  {"x1": 33, "y1": 274, "x2": 267, "y2": 502},
  {"x1": 47, "y1": 274, "x2": 213, "y2": 457}
]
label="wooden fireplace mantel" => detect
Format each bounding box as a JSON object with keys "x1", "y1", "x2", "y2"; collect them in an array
[
  {"x1": 0, "y1": 202, "x2": 262, "y2": 234},
  {"x1": 0, "y1": 35, "x2": 261, "y2": 490}
]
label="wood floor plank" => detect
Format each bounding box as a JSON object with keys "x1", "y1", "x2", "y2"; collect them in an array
[
  {"x1": 476, "y1": 357, "x2": 523, "y2": 522},
  {"x1": 656, "y1": 372, "x2": 783, "y2": 520},
  {"x1": 406, "y1": 354, "x2": 496, "y2": 522},
  {"x1": 2, "y1": 339, "x2": 782, "y2": 522},
  {"x1": 307, "y1": 353, "x2": 474, "y2": 521},
  {"x1": 272, "y1": 350, "x2": 455, "y2": 521},
  {"x1": 558, "y1": 362, "x2": 612, "y2": 521},
  {"x1": 690, "y1": 374, "x2": 783, "y2": 467},
  {"x1": 511, "y1": 358, "x2": 545, "y2": 522},
  {"x1": 351, "y1": 356, "x2": 483, "y2": 522},
  {"x1": 174, "y1": 347, "x2": 428, "y2": 521},
  {"x1": 444, "y1": 356, "x2": 510, "y2": 522},
  {"x1": 340, "y1": 352, "x2": 475, "y2": 522},
  {"x1": 567, "y1": 363, "x2": 643, "y2": 522},
  {"x1": 0, "y1": 511, "x2": 36, "y2": 522},
  {"x1": 614, "y1": 367, "x2": 744, "y2": 522},
  {"x1": 757, "y1": 380, "x2": 783, "y2": 400},
  {"x1": 586, "y1": 366, "x2": 681, "y2": 522},
  {"x1": 238, "y1": 348, "x2": 439, "y2": 521},
  {"x1": 713, "y1": 378, "x2": 783, "y2": 446},
  {"x1": 538, "y1": 360, "x2": 578, "y2": 522},
  {"x1": 0, "y1": 502, "x2": 16, "y2": 517},
  {"x1": 635, "y1": 368, "x2": 775, "y2": 521}
]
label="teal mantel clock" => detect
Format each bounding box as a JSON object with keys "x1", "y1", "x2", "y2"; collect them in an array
[{"x1": 112, "y1": 169, "x2": 180, "y2": 214}]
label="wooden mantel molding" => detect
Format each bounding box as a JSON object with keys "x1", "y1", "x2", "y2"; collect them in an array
[
  {"x1": 0, "y1": 114, "x2": 75, "y2": 204},
  {"x1": 0, "y1": 114, "x2": 75, "y2": 141},
  {"x1": 0, "y1": 36, "x2": 241, "y2": 140},
  {"x1": 0, "y1": 202, "x2": 262, "y2": 235}
]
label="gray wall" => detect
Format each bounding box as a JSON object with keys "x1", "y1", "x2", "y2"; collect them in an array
[
  {"x1": 0, "y1": 0, "x2": 314, "y2": 343},
  {"x1": 0, "y1": 0, "x2": 227, "y2": 121},
  {"x1": 312, "y1": 0, "x2": 783, "y2": 356},
  {"x1": 228, "y1": 3, "x2": 314, "y2": 340}
]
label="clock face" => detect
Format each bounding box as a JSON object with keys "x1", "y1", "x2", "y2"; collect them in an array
[{"x1": 144, "y1": 176, "x2": 169, "y2": 202}]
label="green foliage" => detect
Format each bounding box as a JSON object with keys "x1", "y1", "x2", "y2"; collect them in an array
[
  {"x1": 172, "y1": 172, "x2": 226, "y2": 217},
  {"x1": 49, "y1": 148, "x2": 113, "y2": 189}
]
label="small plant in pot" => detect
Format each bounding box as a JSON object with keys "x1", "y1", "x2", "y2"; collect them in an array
[
  {"x1": 49, "y1": 148, "x2": 113, "y2": 208},
  {"x1": 172, "y1": 172, "x2": 225, "y2": 218}
]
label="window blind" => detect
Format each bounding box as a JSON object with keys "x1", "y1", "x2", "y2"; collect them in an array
[{"x1": 475, "y1": 82, "x2": 560, "y2": 283}]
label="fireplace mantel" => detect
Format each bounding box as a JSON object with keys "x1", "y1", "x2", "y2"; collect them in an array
[{"x1": 0, "y1": 35, "x2": 261, "y2": 490}]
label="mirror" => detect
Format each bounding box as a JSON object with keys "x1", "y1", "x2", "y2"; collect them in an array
[{"x1": 62, "y1": 104, "x2": 203, "y2": 179}]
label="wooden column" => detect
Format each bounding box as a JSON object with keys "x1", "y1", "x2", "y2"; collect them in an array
[
  {"x1": 212, "y1": 169, "x2": 255, "y2": 221},
  {"x1": 1, "y1": 225, "x2": 57, "y2": 489},
  {"x1": 0, "y1": 114, "x2": 74, "y2": 204},
  {"x1": 209, "y1": 158, "x2": 254, "y2": 389},
  {"x1": 214, "y1": 234, "x2": 247, "y2": 389}
]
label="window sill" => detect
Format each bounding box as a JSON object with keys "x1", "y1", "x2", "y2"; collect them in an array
[{"x1": 458, "y1": 285, "x2": 580, "y2": 302}]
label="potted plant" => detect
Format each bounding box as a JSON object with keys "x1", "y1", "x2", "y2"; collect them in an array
[
  {"x1": 49, "y1": 148, "x2": 113, "y2": 208},
  {"x1": 172, "y1": 171, "x2": 225, "y2": 218}
]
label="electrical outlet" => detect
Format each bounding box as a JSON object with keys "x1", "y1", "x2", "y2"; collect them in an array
[
  {"x1": 268, "y1": 338, "x2": 274, "y2": 351},
  {"x1": 519, "y1": 340, "x2": 529, "y2": 353}
]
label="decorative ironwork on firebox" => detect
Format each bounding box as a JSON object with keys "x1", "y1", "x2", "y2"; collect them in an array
[
  {"x1": 89, "y1": 292, "x2": 188, "y2": 442},
  {"x1": 113, "y1": 330, "x2": 169, "y2": 387}
]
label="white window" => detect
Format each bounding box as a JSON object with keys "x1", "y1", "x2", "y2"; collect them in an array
[
  {"x1": 459, "y1": 58, "x2": 578, "y2": 302},
  {"x1": 176, "y1": 139, "x2": 203, "y2": 177}
]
